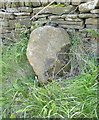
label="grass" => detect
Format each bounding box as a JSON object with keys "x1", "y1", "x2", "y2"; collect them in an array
[{"x1": 1, "y1": 28, "x2": 98, "y2": 118}]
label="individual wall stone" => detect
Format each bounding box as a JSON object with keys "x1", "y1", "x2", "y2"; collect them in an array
[
  {"x1": 0, "y1": 11, "x2": 14, "y2": 19},
  {"x1": 50, "y1": 19, "x2": 84, "y2": 26},
  {"x1": 79, "y1": 13, "x2": 99, "y2": 18},
  {"x1": 50, "y1": 19, "x2": 65, "y2": 23},
  {"x1": 0, "y1": 2, "x2": 6, "y2": 8},
  {"x1": 6, "y1": 8, "x2": 19, "y2": 13},
  {"x1": 15, "y1": 15, "x2": 31, "y2": 19},
  {"x1": 54, "y1": 0, "x2": 67, "y2": 3},
  {"x1": 49, "y1": 15, "x2": 64, "y2": 20},
  {"x1": 17, "y1": 18, "x2": 31, "y2": 28},
  {"x1": 19, "y1": 2, "x2": 25, "y2": 7},
  {"x1": 85, "y1": 18, "x2": 99, "y2": 25},
  {"x1": 24, "y1": 2, "x2": 32, "y2": 7},
  {"x1": 65, "y1": 0, "x2": 71, "y2": 5},
  {"x1": 0, "y1": 2, "x2": 3, "y2": 8},
  {"x1": 14, "y1": 12, "x2": 30, "y2": 16},
  {"x1": 8, "y1": 18, "x2": 31, "y2": 28},
  {"x1": 64, "y1": 17, "x2": 83, "y2": 22},
  {"x1": 17, "y1": 7, "x2": 33, "y2": 12},
  {"x1": 79, "y1": 0, "x2": 99, "y2": 13},
  {"x1": 31, "y1": 0, "x2": 41, "y2": 7},
  {"x1": 0, "y1": 28, "x2": 12, "y2": 34},
  {"x1": 72, "y1": 0, "x2": 94, "y2": 5},
  {"x1": 31, "y1": 14, "x2": 49, "y2": 19},
  {"x1": 40, "y1": 0, "x2": 48, "y2": 4},
  {"x1": 48, "y1": 0, "x2": 70, "y2": 4},
  {"x1": 5, "y1": 2, "x2": 12, "y2": 8},
  {"x1": 0, "y1": 26, "x2": 14, "y2": 34},
  {"x1": 0, "y1": 19, "x2": 9, "y2": 27},
  {"x1": 91, "y1": 9, "x2": 99, "y2": 13},
  {"x1": 1, "y1": 32, "x2": 16, "y2": 40},
  {"x1": 62, "y1": 14, "x2": 78, "y2": 19},
  {"x1": 59, "y1": 24, "x2": 84, "y2": 29},
  {"x1": 8, "y1": 20, "x2": 17, "y2": 28},
  {"x1": 2, "y1": 38, "x2": 15, "y2": 45},
  {"x1": 72, "y1": 0, "x2": 81, "y2": 5},
  {"x1": 32, "y1": 20, "x2": 48, "y2": 27},
  {"x1": 1, "y1": 28, "x2": 21, "y2": 42},
  {"x1": 11, "y1": 2, "x2": 20, "y2": 7},
  {"x1": 37, "y1": 17, "x2": 47, "y2": 21},
  {"x1": 33, "y1": 5, "x2": 76, "y2": 15}
]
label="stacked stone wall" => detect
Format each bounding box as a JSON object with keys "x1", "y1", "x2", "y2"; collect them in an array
[{"x1": 0, "y1": 0, "x2": 99, "y2": 45}]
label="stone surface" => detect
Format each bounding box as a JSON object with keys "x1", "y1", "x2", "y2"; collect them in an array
[
  {"x1": 40, "y1": 0, "x2": 48, "y2": 4},
  {"x1": 17, "y1": 18, "x2": 31, "y2": 27},
  {"x1": 62, "y1": 14, "x2": 78, "y2": 19},
  {"x1": 0, "y1": 2, "x2": 4, "y2": 8},
  {"x1": 18, "y1": 7, "x2": 33, "y2": 12},
  {"x1": 37, "y1": 17, "x2": 47, "y2": 21},
  {"x1": 79, "y1": 13, "x2": 99, "y2": 18},
  {"x1": 51, "y1": 20, "x2": 84, "y2": 26},
  {"x1": 19, "y1": 2, "x2": 25, "y2": 7},
  {"x1": 1, "y1": 31, "x2": 16, "y2": 40},
  {"x1": 6, "y1": 8, "x2": 19, "y2": 13},
  {"x1": 91, "y1": 9, "x2": 99, "y2": 13},
  {"x1": 0, "y1": 12, "x2": 14, "y2": 19},
  {"x1": 8, "y1": 20, "x2": 17, "y2": 28},
  {"x1": 31, "y1": 20, "x2": 48, "y2": 28},
  {"x1": 15, "y1": 15, "x2": 31, "y2": 19},
  {"x1": 0, "y1": 2, "x2": 6, "y2": 8},
  {"x1": 32, "y1": 1, "x2": 41, "y2": 7},
  {"x1": 0, "y1": 27, "x2": 13, "y2": 34},
  {"x1": 72, "y1": 0, "x2": 81, "y2": 5},
  {"x1": 85, "y1": 18, "x2": 99, "y2": 25},
  {"x1": 33, "y1": 5, "x2": 76, "y2": 15},
  {"x1": 59, "y1": 24, "x2": 84, "y2": 29},
  {"x1": 55, "y1": 0, "x2": 66, "y2": 3},
  {"x1": 50, "y1": 18, "x2": 64, "y2": 23},
  {"x1": 66, "y1": 0, "x2": 71, "y2": 4},
  {"x1": 26, "y1": 26, "x2": 70, "y2": 83},
  {"x1": 14, "y1": 12, "x2": 30, "y2": 16},
  {"x1": 0, "y1": 19, "x2": 9, "y2": 27},
  {"x1": 79, "y1": 0, "x2": 99, "y2": 13},
  {"x1": 31, "y1": 13, "x2": 48, "y2": 20},
  {"x1": 36, "y1": 14, "x2": 49, "y2": 19},
  {"x1": 49, "y1": 15, "x2": 63, "y2": 20},
  {"x1": 72, "y1": 0, "x2": 94, "y2": 5},
  {"x1": 11, "y1": 2, "x2": 20, "y2": 7},
  {"x1": 8, "y1": 18, "x2": 31, "y2": 28},
  {"x1": 48, "y1": 0, "x2": 68, "y2": 3},
  {"x1": 24, "y1": 2, "x2": 32, "y2": 7},
  {"x1": 65, "y1": 18, "x2": 83, "y2": 22},
  {"x1": 5, "y1": 2, "x2": 11, "y2": 8}
]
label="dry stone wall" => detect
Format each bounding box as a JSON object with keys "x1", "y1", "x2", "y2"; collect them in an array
[{"x1": 0, "y1": 0, "x2": 99, "y2": 45}]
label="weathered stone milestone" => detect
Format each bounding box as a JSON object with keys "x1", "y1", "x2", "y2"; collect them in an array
[{"x1": 26, "y1": 26, "x2": 70, "y2": 83}]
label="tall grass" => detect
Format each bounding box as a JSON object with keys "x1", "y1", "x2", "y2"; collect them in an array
[{"x1": 1, "y1": 28, "x2": 98, "y2": 118}]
